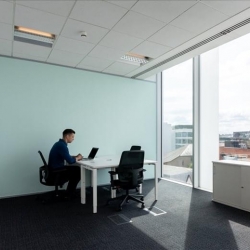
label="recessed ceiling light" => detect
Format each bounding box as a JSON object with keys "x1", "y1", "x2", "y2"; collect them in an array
[
  {"x1": 14, "y1": 26, "x2": 56, "y2": 48},
  {"x1": 120, "y1": 52, "x2": 150, "y2": 66}
]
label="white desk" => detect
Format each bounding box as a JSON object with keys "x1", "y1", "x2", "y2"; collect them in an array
[{"x1": 77, "y1": 155, "x2": 157, "y2": 213}]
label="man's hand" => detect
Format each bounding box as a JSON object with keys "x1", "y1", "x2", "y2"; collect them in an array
[{"x1": 76, "y1": 154, "x2": 83, "y2": 161}]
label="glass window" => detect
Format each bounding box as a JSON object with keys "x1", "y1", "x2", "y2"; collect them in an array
[
  {"x1": 162, "y1": 59, "x2": 193, "y2": 185},
  {"x1": 219, "y1": 33, "x2": 250, "y2": 160},
  {"x1": 176, "y1": 132, "x2": 182, "y2": 137},
  {"x1": 182, "y1": 132, "x2": 188, "y2": 137}
]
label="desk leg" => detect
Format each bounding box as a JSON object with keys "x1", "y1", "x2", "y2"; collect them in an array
[
  {"x1": 111, "y1": 167, "x2": 116, "y2": 198},
  {"x1": 81, "y1": 167, "x2": 86, "y2": 204},
  {"x1": 92, "y1": 169, "x2": 97, "y2": 213},
  {"x1": 154, "y1": 163, "x2": 158, "y2": 200}
]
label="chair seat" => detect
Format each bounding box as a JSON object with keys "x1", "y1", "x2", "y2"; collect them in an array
[{"x1": 112, "y1": 179, "x2": 140, "y2": 189}]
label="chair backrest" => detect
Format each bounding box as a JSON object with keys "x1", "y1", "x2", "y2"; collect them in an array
[
  {"x1": 117, "y1": 150, "x2": 145, "y2": 188},
  {"x1": 38, "y1": 150, "x2": 50, "y2": 184},
  {"x1": 38, "y1": 150, "x2": 48, "y2": 166},
  {"x1": 130, "y1": 145, "x2": 141, "y2": 151}
]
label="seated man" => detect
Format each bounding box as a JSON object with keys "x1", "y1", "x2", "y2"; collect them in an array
[{"x1": 48, "y1": 129, "x2": 83, "y2": 198}]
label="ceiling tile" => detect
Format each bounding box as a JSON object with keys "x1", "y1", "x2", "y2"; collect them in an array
[
  {"x1": 113, "y1": 11, "x2": 165, "y2": 39},
  {"x1": 13, "y1": 52, "x2": 47, "y2": 62},
  {"x1": 0, "y1": 50, "x2": 11, "y2": 57},
  {"x1": 0, "y1": 1, "x2": 13, "y2": 24},
  {"x1": 148, "y1": 24, "x2": 194, "y2": 48},
  {"x1": 0, "y1": 38, "x2": 12, "y2": 54},
  {"x1": 16, "y1": 1, "x2": 75, "y2": 17},
  {"x1": 61, "y1": 19, "x2": 109, "y2": 44},
  {"x1": 202, "y1": 1, "x2": 250, "y2": 17},
  {"x1": 77, "y1": 56, "x2": 114, "y2": 71},
  {"x1": 170, "y1": 2, "x2": 228, "y2": 34},
  {"x1": 103, "y1": 61, "x2": 139, "y2": 75},
  {"x1": 70, "y1": 1, "x2": 128, "y2": 29},
  {"x1": 131, "y1": 1, "x2": 196, "y2": 23},
  {"x1": 131, "y1": 41, "x2": 172, "y2": 58},
  {"x1": 0, "y1": 23, "x2": 12, "y2": 40},
  {"x1": 99, "y1": 30, "x2": 143, "y2": 51},
  {"x1": 88, "y1": 45, "x2": 125, "y2": 61},
  {"x1": 15, "y1": 4, "x2": 67, "y2": 34},
  {"x1": 54, "y1": 36, "x2": 95, "y2": 55},
  {"x1": 47, "y1": 49, "x2": 84, "y2": 67},
  {"x1": 106, "y1": 1, "x2": 137, "y2": 10},
  {"x1": 13, "y1": 41, "x2": 51, "y2": 58}
]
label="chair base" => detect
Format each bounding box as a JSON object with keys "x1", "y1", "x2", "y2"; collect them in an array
[{"x1": 107, "y1": 191, "x2": 145, "y2": 211}]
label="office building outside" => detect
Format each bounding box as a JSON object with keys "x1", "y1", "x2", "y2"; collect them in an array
[{"x1": 173, "y1": 125, "x2": 193, "y2": 149}]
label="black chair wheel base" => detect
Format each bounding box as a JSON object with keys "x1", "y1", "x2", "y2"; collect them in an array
[
  {"x1": 141, "y1": 204, "x2": 145, "y2": 209},
  {"x1": 140, "y1": 197, "x2": 144, "y2": 201}
]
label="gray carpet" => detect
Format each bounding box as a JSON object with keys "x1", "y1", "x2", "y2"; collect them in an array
[{"x1": 1, "y1": 179, "x2": 250, "y2": 250}]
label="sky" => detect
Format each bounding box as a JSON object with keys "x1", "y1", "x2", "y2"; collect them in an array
[
  {"x1": 162, "y1": 32, "x2": 250, "y2": 135},
  {"x1": 162, "y1": 59, "x2": 193, "y2": 125}
]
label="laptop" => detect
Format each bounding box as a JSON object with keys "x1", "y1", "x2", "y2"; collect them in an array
[{"x1": 81, "y1": 147, "x2": 99, "y2": 161}]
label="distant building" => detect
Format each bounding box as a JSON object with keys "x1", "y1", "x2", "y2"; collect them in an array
[
  {"x1": 233, "y1": 131, "x2": 250, "y2": 139},
  {"x1": 163, "y1": 144, "x2": 193, "y2": 168},
  {"x1": 219, "y1": 147, "x2": 250, "y2": 161},
  {"x1": 173, "y1": 125, "x2": 193, "y2": 149},
  {"x1": 162, "y1": 123, "x2": 193, "y2": 156},
  {"x1": 162, "y1": 144, "x2": 193, "y2": 184}
]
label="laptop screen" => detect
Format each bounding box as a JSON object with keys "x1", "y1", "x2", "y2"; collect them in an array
[{"x1": 88, "y1": 147, "x2": 99, "y2": 159}]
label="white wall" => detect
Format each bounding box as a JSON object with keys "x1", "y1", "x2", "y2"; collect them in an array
[
  {"x1": 0, "y1": 57, "x2": 156, "y2": 198},
  {"x1": 199, "y1": 49, "x2": 219, "y2": 191}
]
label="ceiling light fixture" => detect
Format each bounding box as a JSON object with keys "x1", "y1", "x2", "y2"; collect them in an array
[
  {"x1": 14, "y1": 26, "x2": 56, "y2": 48},
  {"x1": 120, "y1": 52, "x2": 150, "y2": 66}
]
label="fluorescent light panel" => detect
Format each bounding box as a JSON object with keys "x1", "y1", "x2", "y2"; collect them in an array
[
  {"x1": 120, "y1": 52, "x2": 150, "y2": 66},
  {"x1": 14, "y1": 26, "x2": 55, "y2": 48}
]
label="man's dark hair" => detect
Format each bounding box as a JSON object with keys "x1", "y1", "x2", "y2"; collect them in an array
[{"x1": 63, "y1": 129, "x2": 75, "y2": 137}]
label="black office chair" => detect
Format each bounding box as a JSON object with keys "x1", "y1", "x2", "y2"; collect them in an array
[
  {"x1": 107, "y1": 150, "x2": 146, "y2": 211},
  {"x1": 130, "y1": 145, "x2": 141, "y2": 150},
  {"x1": 38, "y1": 150, "x2": 68, "y2": 203}
]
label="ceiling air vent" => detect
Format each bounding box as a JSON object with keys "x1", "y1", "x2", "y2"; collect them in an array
[
  {"x1": 132, "y1": 17, "x2": 250, "y2": 78},
  {"x1": 14, "y1": 26, "x2": 55, "y2": 48}
]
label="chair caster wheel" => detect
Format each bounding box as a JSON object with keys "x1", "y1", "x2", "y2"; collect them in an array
[
  {"x1": 141, "y1": 204, "x2": 145, "y2": 209},
  {"x1": 140, "y1": 197, "x2": 144, "y2": 201}
]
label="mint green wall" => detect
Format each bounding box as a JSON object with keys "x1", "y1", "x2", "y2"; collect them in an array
[{"x1": 0, "y1": 56, "x2": 156, "y2": 198}]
